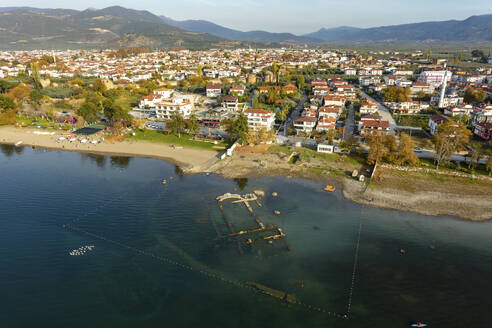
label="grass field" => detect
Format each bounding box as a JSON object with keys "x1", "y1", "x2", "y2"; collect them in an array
[
  {"x1": 269, "y1": 145, "x2": 365, "y2": 166},
  {"x1": 114, "y1": 94, "x2": 141, "y2": 111},
  {"x1": 394, "y1": 114, "x2": 430, "y2": 128},
  {"x1": 15, "y1": 115, "x2": 72, "y2": 130},
  {"x1": 126, "y1": 129, "x2": 227, "y2": 151}
]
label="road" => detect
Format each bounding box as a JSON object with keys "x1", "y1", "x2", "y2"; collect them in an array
[
  {"x1": 359, "y1": 142, "x2": 488, "y2": 165},
  {"x1": 343, "y1": 104, "x2": 355, "y2": 140},
  {"x1": 415, "y1": 149, "x2": 489, "y2": 165},
  {"x1": 247, "y1": 89, "x2": 256, "y2": 108},
  {"x1": 361, "y1": 90, "x2": 397, "y2": 131},
  {"x1": 278, "y1": 93, "x2": 307, "y2": 137}
]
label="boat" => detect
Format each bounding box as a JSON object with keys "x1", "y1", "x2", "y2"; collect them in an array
[
  {"x1": 410, "y1": 323, "x2": 428, "y2": 327},
  {"x1": 15, "y1": 141, "x2": 23, "y2": 147},
  {"x1": 324, "y1": 185, "x2": 335, "y2": 192}
]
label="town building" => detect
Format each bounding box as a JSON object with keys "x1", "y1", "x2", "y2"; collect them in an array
[
  {"x1": 473, "y1": 123, "x2": 492, "y2": 141},
  {"x1": 359, "y1": 99, "x2": 379, "y2": 114},
  {"x1": 222, "y1": 95, "x2": 239, "y2": 111},
  {"x1": 154, "y1": 98, "x2": 192, "y2": 119},
  {"x1": 418, "y1": 70, "x2": 452, "y2": 86},
  {"x1": 294, "y1": 116, "x2": 317, "y2": 134},
  {"x1": 230, "y1": 86, "x2": 245, "y2": 97},
  {"x1": 443, "y1": 104, "x2": 474, "y2": 117},
  {"x1": 316, "y1": 116, "x2": 337, "y2": 132},
  {"x1": 244, "y1": 109, "x2": 275, "y2": 131},
  {"x1": 428, "y1": 114, "x2": 449, "y2": 135},
  {"x1": 206, "y1": 84, "x2": 222, "y2": 98},
  {"x1": 359, "y1": 115, "x2": 390, "y2": 136}
]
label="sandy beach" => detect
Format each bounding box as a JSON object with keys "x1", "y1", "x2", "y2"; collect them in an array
[{"x1": 0, "y1": 126, "x2": 220, "y2": 172}]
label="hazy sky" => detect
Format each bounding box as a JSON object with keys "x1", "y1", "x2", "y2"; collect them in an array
[{"x1": 2, "y1": 0, "x2": 491, "y2": 34}]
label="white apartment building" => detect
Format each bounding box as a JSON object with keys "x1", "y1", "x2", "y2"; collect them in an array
[
  {"x1": 206, "y1": 84, "x2": 222, "y2": 98},
  {"x1": 155, "y1": 98, "x2": 192, "y2": 119},
  {"x1": 294, "y1": 116, "x2": 317, "y2": 134},
  {"x1": 244, "y1": 109, "x2": 276, "y2": 131},
  {"x1": 418, "y1": 70, "x2": 452, "y2": 86}
]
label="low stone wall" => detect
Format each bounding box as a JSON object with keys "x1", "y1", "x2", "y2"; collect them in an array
[{"x1": 380, "y1": 164, "x2": 492, "y2": 182}]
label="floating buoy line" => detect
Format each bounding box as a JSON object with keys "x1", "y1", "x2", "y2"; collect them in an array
[
  {"x1": 59, "y1": 181, "x2": 367, "y2": 320},
  {"x1": 63, "y1": 223, "x2": 347, "y2": 319}
]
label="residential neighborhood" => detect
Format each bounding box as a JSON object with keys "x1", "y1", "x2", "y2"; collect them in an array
[{"x1": 1, "y1": 46, "x2": 492, "y2": 163}]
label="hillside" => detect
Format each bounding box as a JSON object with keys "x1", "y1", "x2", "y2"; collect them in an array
[
  {"x1": 304, "y1": 15, "x2": 492, "y2": 43},
  {"x1": 0, "y1": 6, "x2": 224, "y2": 50},
  {"x1": 160, "y1": 16, "x2": 321, "y2": 44},
  {"x1": 0, "y1": 6, "x2": 491, "y2": 49}
]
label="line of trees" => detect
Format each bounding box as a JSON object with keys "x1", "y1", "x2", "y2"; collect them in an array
[
  {"x1": 167, "y1": 113, "x2": 200, "y2": 139},
  {"x1": 366, "y1": 132, "x2": 419, "y2": 166},
  {"x1": 381, "y1": 86, "x2": 411, "y2": 103}
]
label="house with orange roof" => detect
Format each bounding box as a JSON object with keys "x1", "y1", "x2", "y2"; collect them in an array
[
  {"x1": 206, "y1": 84, "x2": 222, "y2": 98},
  {"x1": 282, "y1": 83, "x2": 297, "y2": 95}
]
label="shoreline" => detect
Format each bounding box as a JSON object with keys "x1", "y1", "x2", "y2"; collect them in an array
[
  {"x1": 2, "y1": 126, "x2": 491, "y2": 222},
  {"x1": 0, "y1": 126, "x2": 219, "y2": 172},
  {"x1": 209, "y1": 163, "x2": 492, "y2": 222}
]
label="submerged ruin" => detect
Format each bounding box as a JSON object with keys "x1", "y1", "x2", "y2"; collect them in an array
[{"x1": 214, "y1": 192, "x2": 290, "y2": 256}]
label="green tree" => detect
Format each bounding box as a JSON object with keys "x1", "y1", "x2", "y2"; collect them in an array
[
  {"x1": 0, "y1": 95, "x2": 16, "y2": 111},
  {"x1": 168, "y1": 112, "x2": 187, "y2": 138},
  {"x1": 92, "y1": 79, "x2": 107, "y2": 94},
  {"x1": 266, "y1": 88, "x2": 277, "y2": 104},
  {"x1": 432, "y1": 121, "x2": 471, "y2": 169},
  {"x1": 30, "y1": 62, "x2": 42, "y2": 90},
  {"x1": 296, "y1": 74, "x2": 305, "y2": 90},
  {"x1": 103, "y1": 99, "x2": 131, "y2": 125},
  {"x1": 227, "y1": 113, "x2": 249, "y2": 143},
  {"x1": 187, "y1": 114, "x2": 200, "y2": 139},
  {"x1": 0, "y1": 80, "x2": 19, "y2": 93},
  {"x1": 463, "y1": 88, "x2": 486, "y2": 104},
  {"x1": 29, "y1": 90, "x2": 43, "y2": 105},
  {"x1": 78, "y1": 102, "x2": 100, "y2": 122},
  {"x1": 252, "y1": 96, "x2": 260, "y2": 108},
  {"x1": 272, "y1": 61, "x2": 279, "y2": 84},
  {"x1": 471, "y1": 49, "x2": 487, "y2": 63}
]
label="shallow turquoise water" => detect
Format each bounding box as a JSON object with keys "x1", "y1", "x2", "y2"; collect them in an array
[{"x1": 0, "y1": 145, "x2": 491, "y2": 328}]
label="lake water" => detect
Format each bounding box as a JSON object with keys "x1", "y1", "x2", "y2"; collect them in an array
[{"x1": 1, "y1": 145, "x2": 491, "y2": 328}]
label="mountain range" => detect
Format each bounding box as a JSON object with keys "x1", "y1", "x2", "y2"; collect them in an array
[
  {"x1": 0, "y1": 6, "x2": 225, "y2": 50},
  {"x1": 304, "y1": 15, "x2": 492, "y2": 42},
  {"x1": 160, "y1": 16, "x2": 321, "y2": 44},
  {"x1": 0, "y1": 6, "x2": 491, "y2": 50}
]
